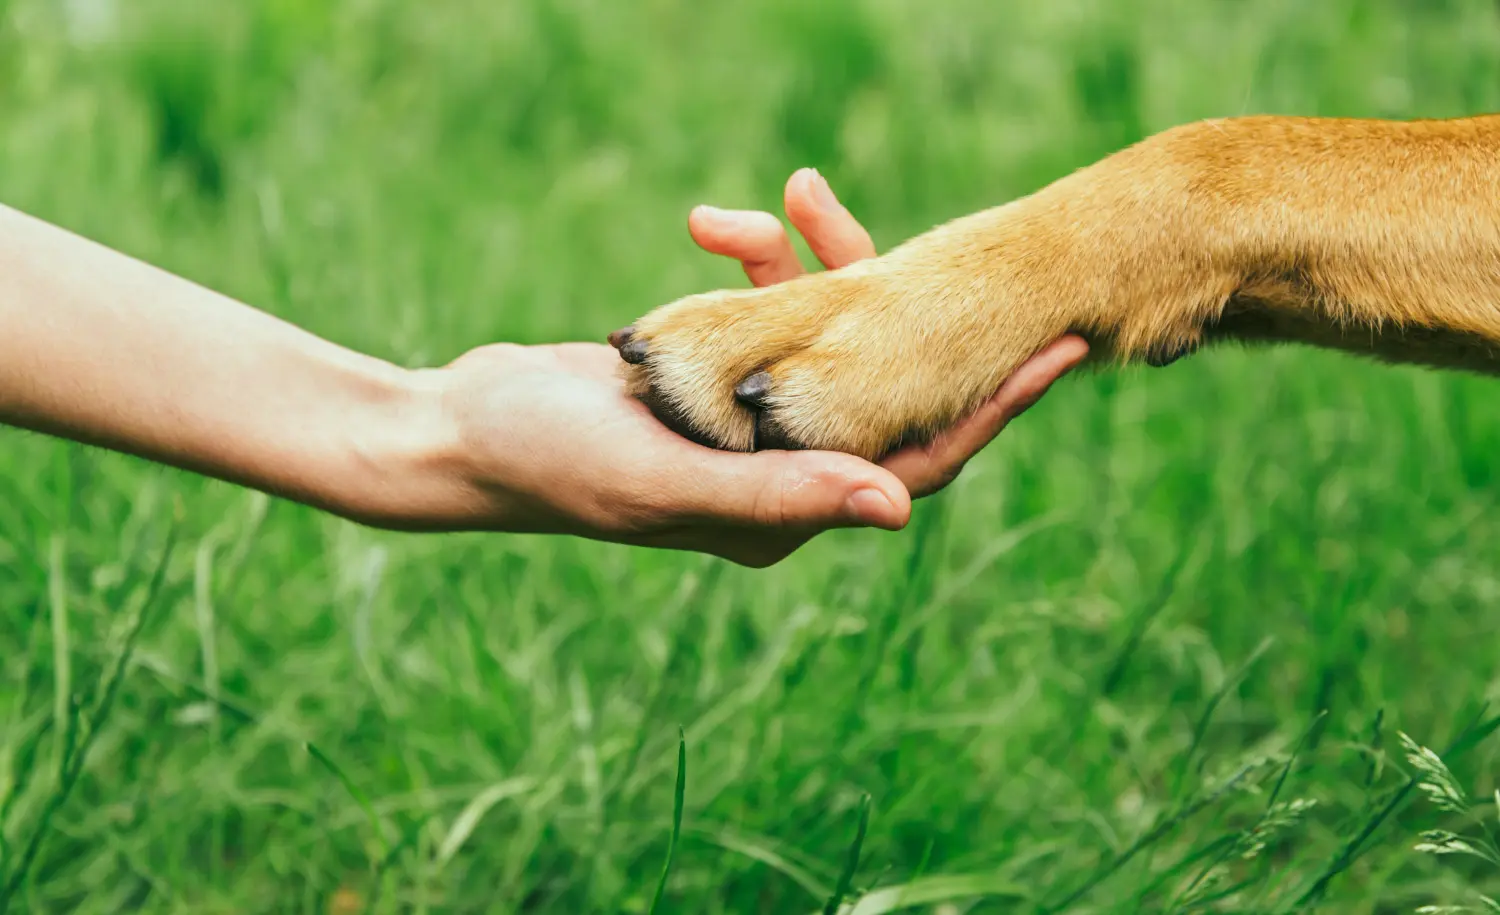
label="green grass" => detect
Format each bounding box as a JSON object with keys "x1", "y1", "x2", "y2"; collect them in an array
[{"x1": 4, "y1": 0, "x2": 1500, "y2": 910}]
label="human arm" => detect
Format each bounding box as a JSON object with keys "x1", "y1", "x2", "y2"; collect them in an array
[
  {"x1": 0, "y1": 200, "x2": 432, "y2": 521},
  {"x1": 0, "y1": 171, "x2": 1085, "y2": 565}
]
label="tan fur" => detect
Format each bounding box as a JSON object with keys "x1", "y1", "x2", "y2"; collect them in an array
[{"x1": 620, "y1": 114, "x2": 1500, "y2": 461}]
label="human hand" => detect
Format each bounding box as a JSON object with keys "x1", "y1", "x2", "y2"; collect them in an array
[{"x1": 389, "y1": 170, "x2": 1086, "y2": 566}]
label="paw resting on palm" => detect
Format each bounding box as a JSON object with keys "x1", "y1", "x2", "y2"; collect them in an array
[{"x1": 610, "y1": 254, "x2": 1063, "y2": 462}]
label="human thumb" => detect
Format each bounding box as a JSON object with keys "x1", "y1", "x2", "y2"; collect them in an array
[{"x1": 686, "y1": 450, "x2": 912, "y2": 531}]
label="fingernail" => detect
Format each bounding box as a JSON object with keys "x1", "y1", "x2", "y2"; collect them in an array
[
  {"x1": 693, "y1": 204, "x2": 727, "y2": 220},
  {"x1": 809, "y1": 169, "x2": 841, "y2": 213},
  {"x1": 844, "y1": 487, "x2": 897, "y2": 528}
]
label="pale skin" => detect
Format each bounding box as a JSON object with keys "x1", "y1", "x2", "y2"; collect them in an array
[{"x1": 0, "y1": 169, "x2": 1086, "y2": 567}]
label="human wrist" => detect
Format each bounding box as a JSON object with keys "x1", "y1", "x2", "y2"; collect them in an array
[{"x1": 316, "y1": 360, "x2": 482, "y2": 532}]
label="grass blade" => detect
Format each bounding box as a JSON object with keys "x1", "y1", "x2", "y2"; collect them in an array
[
  {"x1": 612, "y1": 560, "x2": 722, "y2": 802},
  {"x1": 686, "y1": 827, "x2": 832, "y2": 902},
  {"x1": 139, "y1": 657, "x2": 392, "y2": 870},
  {"x1": 1171, "y1": 636, "x2": 1274, "y2": 796},
  {"x1": 303, "y1": 741, "x2": 387, "y2": 862},
  {"x1": 646, "y1": 728, "x2": 687, "y2": 915},
  {"x1": 0, "y1": 515, "x2": 179, "y2": 912},
  {"x1": 1265, "y1": 710, "x2": 1326, "y2": 814},
  {"x1": 434, "y1": 778, "x2": 536, "y2": 869},
  {"x1": 822, "y1": 793, "x2": 871, "y2": 915},
  {"x1": 1172, "y1": 712, "x2": 1327, "y2": 907},
  {"x1": 811, "y1": 873, "x2": 1028, "y2": 915},
  {"x1": 46, "y1": 535, "x2": 70, "y2": 784},
  {"x1": 1041, "y1": 758, "x2": 1266, "y2": 913},
  {"x1": 0, "y1": 713, "x2": 53, "y2": 872},
  {"x1": 1295, "y1": 707, "x2": 1500, "y2": 906}
]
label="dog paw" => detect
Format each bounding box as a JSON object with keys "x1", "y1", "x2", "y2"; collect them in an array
[
  {"x1": 612, "y1": 142, "x2": 1237, "y2": 461},
  {"x1": 610, "y1": 252, "x2": 1072, "y2": 461}
]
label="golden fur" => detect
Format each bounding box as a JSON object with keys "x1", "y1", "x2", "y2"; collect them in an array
[{"x1": 615, "y1": 114, "x2": 1500, "y2": 461}]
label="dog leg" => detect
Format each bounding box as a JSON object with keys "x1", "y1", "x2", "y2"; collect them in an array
[{"x1": 613, "y1": 115, "x2": 1500, "y2": 459}]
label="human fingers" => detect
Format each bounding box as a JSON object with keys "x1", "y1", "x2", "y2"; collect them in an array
[
  {"x1": 658, "y1": 447, "x2": 912, "y2": 534},
  {"x1": 687, "y1": 205, "x2": 805, "y2": 287},
  {"x1": 782, "y1": 167, "x2": 878, "y2": 270}
]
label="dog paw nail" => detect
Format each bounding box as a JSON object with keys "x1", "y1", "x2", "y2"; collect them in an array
[
  {"x1": 607, "y1": 326, "x2": 636, "y2": 349},
  {"x1": 734, "y1": 371, "x2": 773, "y2": 407},
  {"x1": 619, "y1": 339, "x2": 650, "y2": 364}
]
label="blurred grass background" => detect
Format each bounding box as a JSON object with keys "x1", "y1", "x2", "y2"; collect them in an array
[{"x1": 4, "y1": 0, "x2": 1500, "y2": 911}]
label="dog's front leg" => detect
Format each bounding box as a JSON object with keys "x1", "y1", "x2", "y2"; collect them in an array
[{"x1": 612, "y1": 114, "x2": 1500, "y2": 460}]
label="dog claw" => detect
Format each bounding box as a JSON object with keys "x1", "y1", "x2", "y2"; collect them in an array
[
  {"x1": 734, "y1": 371, "x2": 773, "y2": 407},
  {"x1": 607, "y1": 326, "x2": 636, "y2": 349},
  {"x1": 620, "y1": 339, "x2": 650, "y2": 364}
]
